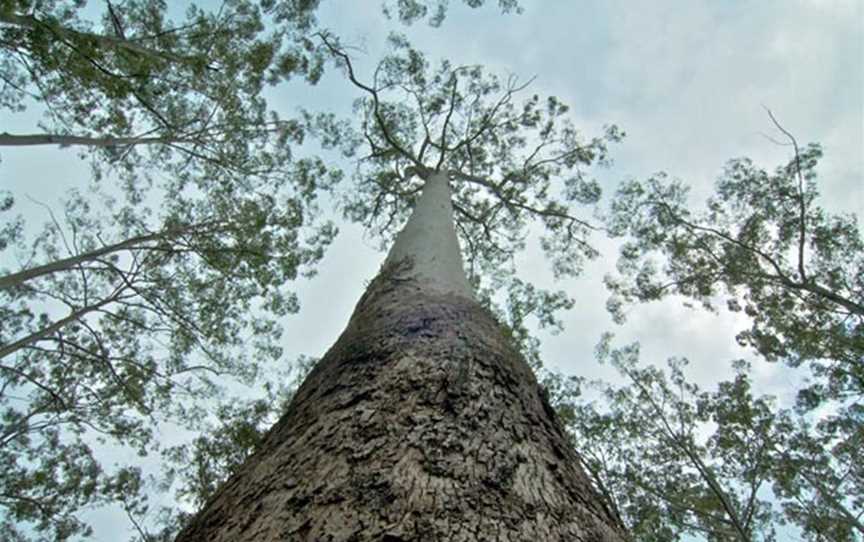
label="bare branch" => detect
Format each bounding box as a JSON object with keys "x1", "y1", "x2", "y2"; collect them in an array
[
  {"x1": 763, "y1": 106, "x2": 809, "y2": 285},
  {"x1": 435, "y1": 75, "x2": 459, "y2": 170},
  {"x1": 318, "y1": 32, "x2": 421, "y2": 168}
]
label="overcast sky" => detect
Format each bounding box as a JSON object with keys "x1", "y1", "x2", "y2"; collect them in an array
[
  {"x1": 1, "y1": 0, "x2": 862, "y2": 539},
  {"x1": 279, "y1": 0, "x2": 863, "y2": 393}
]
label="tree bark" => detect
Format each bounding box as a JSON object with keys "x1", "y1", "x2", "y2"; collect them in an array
[
  {"x1": 175, "y1": 172, "x2": 626, "y2": 541},
  {"x1": 0, "y1": 290, "x2": 124, "y2": 360},
  {"x1": 0, "y1": 230, "x2": 170, "y2": 290},
  {"x1": 0, "y1": 12, "x2": 208, "y2": 68},
  {"x1": 0, "y1": 132, "x2": 186, "y2": 148}
]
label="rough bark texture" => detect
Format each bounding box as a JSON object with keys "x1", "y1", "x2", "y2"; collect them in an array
[{"x1": 175, "y1": 262, "x2": 627, "y2": 541}]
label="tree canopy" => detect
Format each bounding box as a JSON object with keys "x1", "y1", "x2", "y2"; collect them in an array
[
  {"x1": 1, "y1": 2, "x2": 531, "y2": 539},
  {"x1": 1, "y1": 0, "x2": 326, "y2": 192},
  {"x1": 381, "y1": 0, "x2": 521, "y2": 26},
  {"x1": 1, "y1": 1, "x2": 858, "y2": 540},
  {"x1": 545, "y1": 123, "x2": 863, "y2": 541},
  {"x1": 545, "y1": 335, "x2": 861, "y2": 541},
  {"x1": 0, "y1": 1, "x2": 335, "y2": 539},
  {"x1": 605, "y1": 117, "x2": 862, "y2": 412},
  {"x1": 308, "y1": 32, "x2": 621, "y2": 362}
]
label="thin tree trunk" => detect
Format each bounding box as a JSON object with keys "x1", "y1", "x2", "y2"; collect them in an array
[
  {"x1": 175, "y1": 172, "x2": 626, "y2": 541},
  {"x1": 0, "y1": 292, "x2": 122, "y2": 360},
  {"x1": 0, "y1": 132, "x2": 187, "y2": 148},
  {"x1": 0, "y1": 12, "x2": 209, "y2": 68},
  {"x1": 0, "y1": 230, "x2": 170, "y2": 290}
]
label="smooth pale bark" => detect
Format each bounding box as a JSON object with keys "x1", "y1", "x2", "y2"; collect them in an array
[
  {"x1": 0, "y1": 292, "x2": 123, "y2": 360},
  {"x1": 0, "y1": 132, "x2": 187, "y2": 148},
  {"x1": 175, "y1": 171, "x2": 626, "y2": 541},
  {"x1": 0, "y1": 230, "x2": 173, "y2": 290},
  {"x1": 0, "y1": 12, "x2": 207, "y2": 68},
  {"x1": 383, "y1": 171, "x2": 473, "y2": 297}
]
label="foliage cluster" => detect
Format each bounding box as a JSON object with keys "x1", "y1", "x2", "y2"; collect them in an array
[
  {"x1": 543, "y1": 128, "x2": 862, "y2": 541},
  {"x1": 0, "y1": 1, "x2": 525, "y2": 539}
]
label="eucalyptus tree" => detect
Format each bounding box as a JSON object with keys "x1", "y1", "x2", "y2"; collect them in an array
[
  {"x1": 605, "y1": 118, "x2": 862, "y2": 409},
  {"x1": 2, "y1": 2, "x2": 533, "y2": 538},
  {"x1": 596, "y1": 120, "x2": 862, "y2": 540},
  {"x1": 169, "y1": 35, "x2": 626, "y2": 541},
  {"x1": 175, "y1": 170, "x2": 627, "y2": 542},
  {"x1": 542, "y1": 337, "x2": 862, "y2": 541},
  {"x1": 311, "y1": 32, "x2": 622, "y2": 342}
]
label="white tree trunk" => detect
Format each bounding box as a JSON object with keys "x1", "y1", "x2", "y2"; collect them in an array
[{"x1": 383, "y1": 171, "x2": 473, "y2": 298}]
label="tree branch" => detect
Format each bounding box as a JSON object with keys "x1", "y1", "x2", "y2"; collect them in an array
[
  {"x1": 0, "y1": 132, "x2": 193, "y2": 147},
  {"x1": 764, "y1": 106, "x2": 808, "y2": 284},
  {"x1": 0, "y1": 284, "x2": 130, "y2": 360},
  {"x1": 0, "y1": 11, "x2": 217, "y2": 70},
  {"x1": 655, "y1": 200, "x2": 864, "y2": 317},
  {"x1": 318, "y1": 33, "x2": 422, "y2": 169}
]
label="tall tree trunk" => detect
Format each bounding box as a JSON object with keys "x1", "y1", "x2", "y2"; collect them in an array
[{"x1": 175, "y1": 172, "x2": 626, "y2": 541}]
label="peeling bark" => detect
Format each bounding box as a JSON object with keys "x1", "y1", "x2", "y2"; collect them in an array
[{"x1": 175, "y1": 261, "x2": 626, "y2": 541}]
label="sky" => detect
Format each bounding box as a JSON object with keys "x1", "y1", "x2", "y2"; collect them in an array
[
  {"x1": 277, "y1": 0, "x2": 863, "y2": 393},
  {"x1": 1, "y1": 0, "x2": 862, "y2": 540}
]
